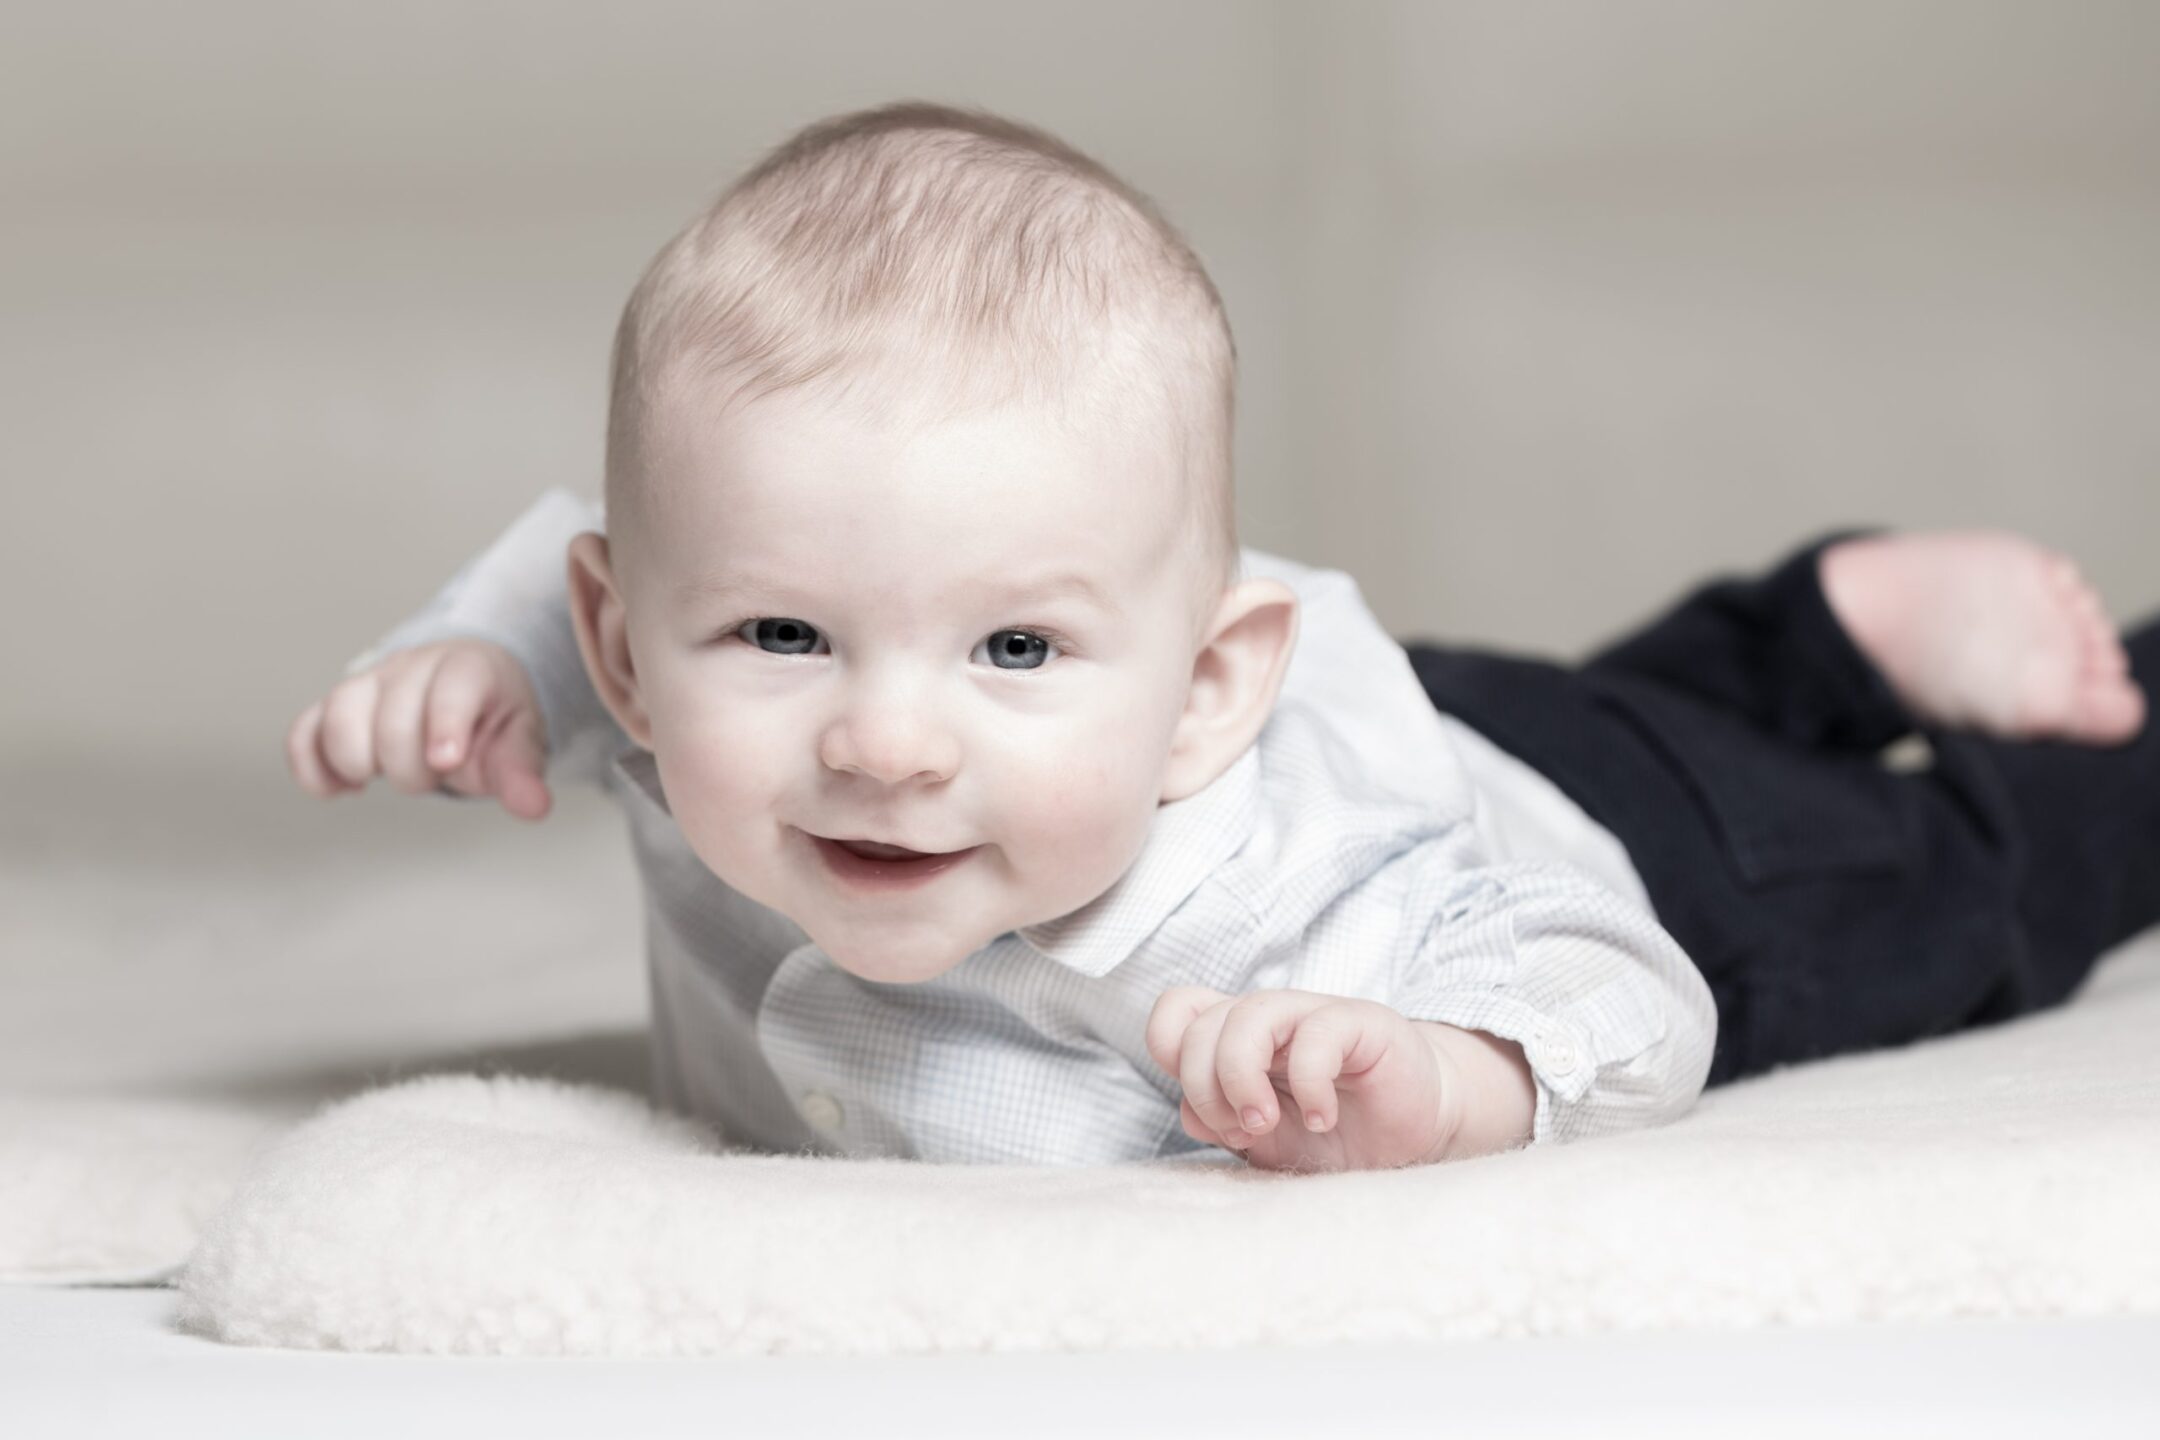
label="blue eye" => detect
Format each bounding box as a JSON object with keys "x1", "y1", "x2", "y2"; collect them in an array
[
  {"x1": 739, "y1": 618, "x2": 825, "y2": 655},
  {"x1": 975, "y1": 629, "x2": 1054, "y2": 671},
  {"x1": 734, "y1": 620, "x2": 1057, "y2": 667}
]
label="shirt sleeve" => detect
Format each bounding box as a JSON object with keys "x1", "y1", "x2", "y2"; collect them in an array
[
  {"x1": 339, "y1": 486, "x2": 629, "y2": 791},
  {"x1": 1382, "y1": 830, "x2": 1718, "y2": 1146}
]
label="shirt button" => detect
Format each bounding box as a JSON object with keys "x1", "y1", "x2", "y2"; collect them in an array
[
  {"x1": 1879, "y1": 733, "x2": 1935, "y2": 773},
  {"x1": 1533, "y1": 1032, "x2": 1579, "y2": 1077},
  {"x1": 800, "y1": 1091, "x2": 846, "y2": 1132}
]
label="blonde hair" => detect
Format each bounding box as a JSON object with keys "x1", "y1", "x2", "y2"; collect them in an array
[{"x1": 603, "y1": 101, "x2": 1239, "y2": 601}]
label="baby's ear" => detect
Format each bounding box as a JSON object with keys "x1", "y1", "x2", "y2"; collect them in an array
[
  {"x1": 1159, "y1": 579, "x2": 1299, "y2": 803},
  {"x1": 566, "y1": 532, "x2": 654, "y2": 750}
]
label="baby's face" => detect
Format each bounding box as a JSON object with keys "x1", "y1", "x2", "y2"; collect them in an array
[{"x1": 622, "y1": 382, "x2": 1209, "y2": 983}]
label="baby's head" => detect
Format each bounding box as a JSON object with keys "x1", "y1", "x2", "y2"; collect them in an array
[{"x1": 567, "y1": 102, "x2": 1298, "y2": 983}]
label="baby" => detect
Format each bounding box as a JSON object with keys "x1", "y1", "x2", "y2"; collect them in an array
[{"x1": 288, "y1": 102, "x2": 2157, "y2": 1172}]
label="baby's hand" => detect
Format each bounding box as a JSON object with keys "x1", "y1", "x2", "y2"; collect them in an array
[
  {"x1": 285, "y1": 639, "x2": 553, "y2": 821},
  {"x1": 1145, "y1": 987, "x2": 1459, "y2": 1173}
]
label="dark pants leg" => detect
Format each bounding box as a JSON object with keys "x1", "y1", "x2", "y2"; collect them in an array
[
  {"x1": 1957, "y1": 646, "x2": 2160, "y2": 1017},
  {"x1": 1404, "y1": 530, "x2": 2160, "y2": 1085},
  {"x1": 1578, "y1": 528, "x2": 1912, "y2": 752}
]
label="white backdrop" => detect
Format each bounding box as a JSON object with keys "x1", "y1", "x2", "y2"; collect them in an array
[{"x1": 5, "y1": 0, "x2": 2157, "y2": 768}]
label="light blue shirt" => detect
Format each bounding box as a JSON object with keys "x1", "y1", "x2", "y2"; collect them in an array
[{"x1": 348, "y1": 490, "x2": 1716, "y2": 1161}]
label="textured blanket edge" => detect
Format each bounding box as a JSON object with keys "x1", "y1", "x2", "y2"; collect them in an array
[{"x1": 172, "y1": 955, "x2": 2160, "y2": 1356}]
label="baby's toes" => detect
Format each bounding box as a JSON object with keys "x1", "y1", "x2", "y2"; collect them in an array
[
  {"x1": 2084, "y1": 639, "x2": 2132, "y2": 684},
  {"x1": 2039, "y1": 546, "x2": 2107, "y2": 602},
  {"x1": 2083, "y1": 631, "x2": 2131, "y2": 677},
  {"x1": 2065, "y1": 671, "x2": 2148, "y2": 746},
  {"x1": 2071, "y1": 600, "x2": 2131, "y2": 677},
  {"x1": 2040, "y1": 553, "x2": 2105, "y2": 618}
]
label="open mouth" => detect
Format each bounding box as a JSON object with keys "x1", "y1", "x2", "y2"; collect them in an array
[
  {"x1": 832, "y1": 838, "x2": 936, "y2": 861},
  {"x1": 808, "y1": 832, "x2": 980, "y2": 889}
]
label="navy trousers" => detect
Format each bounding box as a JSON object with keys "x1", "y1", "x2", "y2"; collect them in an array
[{"x1": 1402, "y1": 532, "x2": 2160, "y2": 1086}]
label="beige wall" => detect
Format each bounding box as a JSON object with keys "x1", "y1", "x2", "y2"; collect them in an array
[{"x1": 6, "y1": 0, "x2": 2157, "y2": 771}]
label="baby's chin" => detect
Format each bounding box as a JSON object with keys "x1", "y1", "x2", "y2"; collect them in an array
[
  {"x1": 676, "y1": 826, "x2": 986, "y2": 981},
  {"x1": 800, "y1": 918, "x2": 985, "y2": 985}
]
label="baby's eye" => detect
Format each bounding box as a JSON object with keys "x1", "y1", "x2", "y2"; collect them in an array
[
  {"x1": 738, "y1": 618, "x2": 826, "y2": 656},
  {"x1": 973, "y1": 629, "x2": 1056, "y2": 671}
]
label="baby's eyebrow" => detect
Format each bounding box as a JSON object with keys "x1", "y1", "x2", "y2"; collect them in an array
[
  {"x1": 986, "y1": 570, "x2": 1114, "y2": 610},
  {"x1": 673, "y1": 569, "x2": 1115, "y2": 612},
  {"x1": 673, "y1": 574, "x2": 763, "y2": 608}
]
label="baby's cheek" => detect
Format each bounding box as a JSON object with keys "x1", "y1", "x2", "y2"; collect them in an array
[
  {"x1": 1016, "y1": 741, "x2": 1156, "y2": 882},
  {"x1": 652, "y1": 728, "x2": 784, "y2": 887},
  {"x1": 1037, "y1": 758, "x2": 1112, "y2": 826}
]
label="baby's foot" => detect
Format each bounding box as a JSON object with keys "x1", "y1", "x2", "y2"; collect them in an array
[{"x1": 1818, "y1": 530, "x2": 2146, "y2": 745}]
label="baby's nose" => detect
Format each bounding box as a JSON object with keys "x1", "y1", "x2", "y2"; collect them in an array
[{"x1": 818, "y1": 705, "x2": 960, "y2": 785}]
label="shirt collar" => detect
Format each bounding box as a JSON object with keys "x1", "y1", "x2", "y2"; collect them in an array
[
  {"x1": 1015, "y1": 744, "x2": 1263, "y2": 979},
  {"x1": 610, "y1": 738, "x2": 1264, "y2": 982}
]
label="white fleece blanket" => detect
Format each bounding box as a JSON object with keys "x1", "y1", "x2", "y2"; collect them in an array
[{"x1": 0, "y1": 937, "x2": 2080, "y2": 1354}]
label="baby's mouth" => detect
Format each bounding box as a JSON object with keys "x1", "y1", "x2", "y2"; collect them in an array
[
  {"x1": 833, "y1": 838, "x2": 931, "y2": 861},
  {"x1": 808, "y1": 831, "x2": 983, "y2": 890}
]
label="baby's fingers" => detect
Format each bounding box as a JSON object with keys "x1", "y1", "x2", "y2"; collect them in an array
[
  {"x1": 1283, "y1": 1004, "x2": 1376, "y2": 1134},
  {"x1": 315, "y1": 671, "x2": 386, "y2": 788},
  {"x1": 1175, "y1": 1002, "x2": 1254, "y2": 1145},
  {"x1": 416, "y1": 646, "x2": 508, "y2": 789},
  {"x1": 286, "y1": 699, "x2": 361, "y2": 797},
  {"x1": 472, "y1": 707, "x2": 552, "y2": 821},
  {"x1": 1179, "y1": 1095, "x2": 1235, "y2": 1151},
  {"x1": 1211, "y1": 993, "x2": 1317, "y2": 1137},
  {"x1": 375, "y1": 651, "x2": 454, "y2": 795},
  {"x1": 429, "y1": 647, "x2": 552, "y2": 820},
  {"x1": 1144, "y1": 985, "x2": 1230, "y2": 1076}
]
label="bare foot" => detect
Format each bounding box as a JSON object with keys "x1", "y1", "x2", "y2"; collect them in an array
[{"x1": 1818, "y1": 529, "x2": 2147, "y2": 745}]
